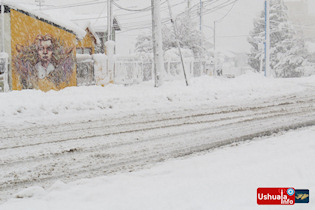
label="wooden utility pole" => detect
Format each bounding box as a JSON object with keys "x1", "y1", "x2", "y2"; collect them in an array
[
  {"x1": 1, "y1": 1, "x2": 4, "y2": 52},
  {"x1": 166, "y1": 0, "x2": 189, "y2": 86},
  {"x1": 151, "y1": 0, "x2": 164, "y2": 87},
  {"x1": 1, "y1": 0, "x2": 9, "y2": 92}
]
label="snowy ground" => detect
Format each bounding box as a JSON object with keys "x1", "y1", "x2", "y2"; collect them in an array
[
  {"x1": 0, "y1": 73, "x2": 315, "y2": 207},
  {"x1": 1, "y1": 126, "x2": 314, "y2": 210},
  {"x1": 1, "y1": 72, "x2": 314, "y2": 127}
]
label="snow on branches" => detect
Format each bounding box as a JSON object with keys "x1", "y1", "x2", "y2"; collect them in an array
[{"x1": 248, "y1": 0, "x2": 309, "y2": 77}]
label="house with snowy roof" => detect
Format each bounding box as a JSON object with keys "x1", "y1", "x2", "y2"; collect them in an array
[
  {"x1": 0, "y1": 2, "x2": 87, "y2": 92},
  {"x1": 74, "y1": 16, "x2": 121, "y2": 54},
  {"x1": 76, "y1": 22, "x2": 101, "y2": 55}
]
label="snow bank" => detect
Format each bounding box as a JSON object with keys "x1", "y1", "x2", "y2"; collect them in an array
[
  {"x1": 76, "y1": 54, "x2": 93, "y2": 62},
  {"x1": 92, "y1": 54, "x2": 109, "y2": 86},
  {"x1": 0, "y1": 73, "x2": 314, "y2": 127},
  {"x1": 1, "y1": 126, "x2": 314, "y2": 210}
]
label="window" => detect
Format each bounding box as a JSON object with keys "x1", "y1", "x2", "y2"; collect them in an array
[
  {"x1": 76, "y1": 48, "x2": 83, "y2": 54},
  {"x1": 76, "y1": 47, "x2": 92, "y2": 55},
  {"x1": 84, "y1": 48, "x2": 92, "y2": 55}
]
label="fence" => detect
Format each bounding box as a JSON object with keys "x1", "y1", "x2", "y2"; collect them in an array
[
  {"x1": 0, "y1": 53, "x2": 9, "y2": 92},
  {"x1": 163, "y1": 59, "x2": 212, "y2": 80},
  {"x1": 76, "y1": 54, "x2": 212, "y2": 87},
  {"x1": 76, "y1": 54, "x2": 95, "y2": 86},
  {"x1": 114, "y1": 56, "x2": 144, "y2": 85}
]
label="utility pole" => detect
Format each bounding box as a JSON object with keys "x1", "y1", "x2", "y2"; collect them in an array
[
  {"x1": 265, "y1": 0, "x2": 271, "y2": 77},
  {"x1": 166, "y1": 0, "x2": 189, "y2": 86},
  {"x1": 199, "y1": 0, "x2": 203, "y2": 32},
  {"x1": 107, "y1": 0, "x2": 112, "y2": 41},
  {"x1": 106, "y1": 0, "x2": 114, "y2": 83},
  {"x1": 151, "y1": 0, "x2": 164, "y2": 87},
  {"x1": 1, "y1": 0, "x2": 9, "y2": 92},
  {"x1": 187, "y1": 0, "x2": 190, "y2": 16},
  {"x1": 35, "y1": 0, "x2": 45, "y2": 10},
  {"x1": 1, "y1": 0, "x2": 4, "y2": 52},
  {"x1": 213, "y1": 21, "x2": 216, "y2": 76}
]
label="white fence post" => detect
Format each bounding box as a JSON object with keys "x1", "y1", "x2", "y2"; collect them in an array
[
  {"x1": 105, "y1": 40, "x2": 115, "y2": 83},
  {"x1": 0, "y1": 52, "x2": 9, "y2": 92}
]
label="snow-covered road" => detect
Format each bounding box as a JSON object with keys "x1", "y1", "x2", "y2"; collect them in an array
[
  {"x1": 2, "y1": 126, "x2": 314, "y2": 210},
  {"x1": 1, "y1": 85, "x2": 314, "y2": 202}
]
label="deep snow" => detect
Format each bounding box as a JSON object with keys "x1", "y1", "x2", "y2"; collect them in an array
[
  {"x1": 1, "y1": 73, "x2": 315, "y2": 128},
  {"x1": 1, "y1": 126, "x2": 314, "y2": 210},
  {"x1": 1, "y1": 73, "x2": 315, "y2": 209}
]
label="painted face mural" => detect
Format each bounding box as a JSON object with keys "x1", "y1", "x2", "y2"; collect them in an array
[
  {"x1": 35, "y1": 35, "x2": 55, "y2": 80},
  {"x1": 14, "y1": 34, "x2": 75, "y2": 91}
]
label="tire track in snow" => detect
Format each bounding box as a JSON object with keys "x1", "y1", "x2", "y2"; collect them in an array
[{"x1": 0, "y1": 91, "x2": 314, "y2": 202}]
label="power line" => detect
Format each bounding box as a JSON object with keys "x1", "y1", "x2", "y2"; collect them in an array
[
  {"x1": 71, "y1": 16, "x2": 107, "y2": 21},
  {"x1": 215, "y1": 0, "x2": 238, "y2": 23},
  {"x1": 93, "y1": 2, "x2": 108, "y2": 26},
  {"x1": 70, "y1": 0, "x2": 239, "y2": 35},
  {"x1": 112, "y1": 1, "x2": 152, "y2": 12},
  {"x1": 193, "y1": 0, "x2": 237, "y2": 18},
  {"x1": 120, "y1": 0, "x2": 237, "y2": 34},
  {"x1": 40, "y1": 0, "x2": 107, "y2": 10},
  {"x1": 182, "y1": 0, "x2": 223, "y2": 18},
  {"x1": 101, "y1": 1, "x2": 184, "y2": 31},
  {"x1": 218, "y1": 34, "x2": 249, "y2": 38}
]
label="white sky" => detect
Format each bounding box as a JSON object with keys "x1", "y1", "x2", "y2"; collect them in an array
[
  {"x1": 111, "y1": 0, "x2": 266, "y2": 54},
  {"x1": 4, "y1": 0, "x2": 315, "y2": 55}
]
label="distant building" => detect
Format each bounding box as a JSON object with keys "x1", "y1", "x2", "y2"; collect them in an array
[
  {"x1": 77, "y1": 24, "x2": 101, "y2": 55},
  {"x1": 94, "y1": 17, "x2": 121, "y2": 54}
]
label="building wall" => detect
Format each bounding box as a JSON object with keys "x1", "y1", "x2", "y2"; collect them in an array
[{"x1": 10, "y1": 9, "x2": 77, "y2": 92}]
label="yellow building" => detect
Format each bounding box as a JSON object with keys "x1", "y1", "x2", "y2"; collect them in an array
[
  {"x1": 77, "y1": 26, "x2": 100, "y2": 55},
  {"x1": 1, "y1": 3, "x2": 86, "y2": 92}
]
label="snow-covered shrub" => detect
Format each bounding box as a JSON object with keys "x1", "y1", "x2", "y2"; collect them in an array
[{"x1": 134, "y1": 14, "x2": 209, "y2": 58}]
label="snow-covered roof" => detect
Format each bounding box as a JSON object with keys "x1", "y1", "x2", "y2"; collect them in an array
[
  {"x1": 2, "y1": 0, "x2": 86, "y2": 40},
  {"x1": 74, "y1": 17, "x2": 121, "y2": 34},
  {"x1": 113, "y1": 16, "x2": 121, "y2": 31},
  {"x1": 76, "y1": 21, "x2": 101, "y2": 46}
]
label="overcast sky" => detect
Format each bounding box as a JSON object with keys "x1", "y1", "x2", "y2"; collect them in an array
[
  {"x1": 112, "y1": 0, "x2": 266, "y2": 55},
  {"x1": 5, "y1": 0, "x2": 315, "y2": 55}
]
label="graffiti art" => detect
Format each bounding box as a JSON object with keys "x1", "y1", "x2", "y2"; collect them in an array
[{"x1": 14, "y1": 34, "x2": 75, "y2": 90}]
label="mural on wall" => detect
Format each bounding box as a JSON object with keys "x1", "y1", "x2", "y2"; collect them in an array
[
  {"x1": 14, "y1": 34, "x2": 74, "y2": 90},
  {"x1": 10, "y1": 9, "x2": 77, "y2": 91}
]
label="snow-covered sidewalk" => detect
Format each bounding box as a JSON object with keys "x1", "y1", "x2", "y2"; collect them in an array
[
  {"x1": 1, "y1": 126, "x2": 314, "y2": 210},
  {"x1": 1, "y1": 73, "x2": 315, "y2": 127}
]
